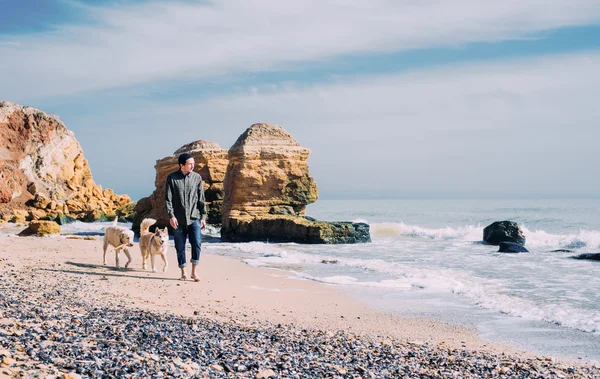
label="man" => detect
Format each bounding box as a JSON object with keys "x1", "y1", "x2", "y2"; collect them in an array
[{"x1": 165, "y1": 152, "x2": 207, "y2": 282}]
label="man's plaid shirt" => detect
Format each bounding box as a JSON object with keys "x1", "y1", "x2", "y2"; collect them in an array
[{"x1": 165, "y1": 170, "x2": 207, "y2": 226}]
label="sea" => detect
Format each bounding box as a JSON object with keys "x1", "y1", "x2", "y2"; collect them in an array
[{"x1": 3, "y1": 197, "x2": 600, "y2": 362}]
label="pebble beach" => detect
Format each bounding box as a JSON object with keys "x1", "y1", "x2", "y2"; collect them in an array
[{"x1": 1, "y1": 235, "x2": 599, "y2": 378}]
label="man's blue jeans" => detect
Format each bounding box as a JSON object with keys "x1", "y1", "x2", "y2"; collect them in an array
[{"x1": 173, "y1": 220, "x2": 202, "y2": 268}]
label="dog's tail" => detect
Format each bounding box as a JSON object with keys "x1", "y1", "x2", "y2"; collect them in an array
[
  {"x1": 112, "y1": 216, "x2": 119, "y2": 225},
  {"x1": 140, "y1": 218, "x2": 157, "y2": 235}
]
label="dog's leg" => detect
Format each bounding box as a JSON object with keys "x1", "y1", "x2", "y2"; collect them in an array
[
  {"x1": 103, "y1": 238, "x2": 109, "y2": 265},
  {"x1": 115, "y1": 248, "x2": 120, "y2": 269},
  {"x1": 161, "y1": 253, "x2": 168, "y2": 273},
  {"x1": 124, "y1": 248, "x2": 132, "y2": 269},
  {"x1": 141, "y1": 248, "x2": 147, "y2": 270},
  {"x1": 151, "y1": 254, "x2": 157, "y2": 273}
]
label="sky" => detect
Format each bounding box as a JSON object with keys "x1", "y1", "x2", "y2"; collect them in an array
[{"x1": 1, "y1": 0, "x2": 600, "y2": 201}]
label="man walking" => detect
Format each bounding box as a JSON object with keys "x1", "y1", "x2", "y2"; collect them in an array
[{"x1": 165, "y1": 152, "x2": 207, "y2": 282}]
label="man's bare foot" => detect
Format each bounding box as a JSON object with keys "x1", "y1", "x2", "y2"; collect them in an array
[{"x1": 190, "y1": 275, "x2": 200, "y2": 282}]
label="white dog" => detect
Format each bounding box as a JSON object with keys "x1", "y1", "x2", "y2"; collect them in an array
[
  {"x1": 139, "y1": 218, "x2": 169, "y2": 273},
  {"x1": 103, "y1": 217, "x2": 135, "y2": 269}
]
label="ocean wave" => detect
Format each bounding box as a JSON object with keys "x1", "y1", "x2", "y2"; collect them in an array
[
  {"x1": 370, "y1": 222, "x2": 482, "y2": 241},
  {"x1": 367, "y1": 222, "x2": 600, "y2": 249},
  {"x1": 521, "y1": 227, "x2": 600, "y2": 249}
]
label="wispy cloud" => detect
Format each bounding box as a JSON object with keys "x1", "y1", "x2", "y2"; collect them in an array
[
  {"x1": 71, "y1": 51, "x2": 600, "y2": 198},
  {"x1": 1, "y1": 0, "x2": 600, "y2": 99}
]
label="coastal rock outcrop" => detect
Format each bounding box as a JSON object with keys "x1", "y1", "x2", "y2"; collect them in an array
[
  {"x1": 132, "y1": 140, "x2": 228, "y2": 232},
  {"x1": 18, "y1": 220, "x2": 60, "y2": 236},
  {"x1": 221, "y1": 123, "x2": 370, "y2": 244},
  {"x1": 0, "y1": 101, "x2": 131, "y2": 222},
  {"x1": 223, "y1": 215, "x2": 371, "y2": 244},
  {"x1": 571, "y1": 253, "x2": 600, "y2": 261},
  {"x1": 498, "y1": 241, "x2": 529, "y2": 253},
  {"x1": 483, "y1": 221, "x2": 526, "y2": 246}
]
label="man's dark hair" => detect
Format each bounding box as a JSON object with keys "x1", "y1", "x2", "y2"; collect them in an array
[{"x1": 178, "y1": 153, "x2": 194, "y2": 166}]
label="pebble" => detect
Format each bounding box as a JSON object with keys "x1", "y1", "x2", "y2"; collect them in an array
[{"x1": 2, "y1": 261, "x2": 600, "y2": 378}]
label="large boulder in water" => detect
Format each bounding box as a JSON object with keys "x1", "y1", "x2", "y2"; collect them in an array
[
  {"x1": 498, "y1": 241, "x2": 529, "y2": 253},
  {"x1": 571, "y1": 253, "x2": 600, "y2": 261},
  {"x1": 483, "y1": 221, "x2": 526, "y2": 245}
]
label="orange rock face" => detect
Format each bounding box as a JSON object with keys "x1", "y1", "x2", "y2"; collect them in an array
[
  {"x1": 221, "y1": 123, "x2": 318, "y2": 232},
  {"x1": 133, "y1": 140, "x2": 228, "y2": 230},
  {"x1": 0, "y1": 101, "x2": 130, "y2": 221}
]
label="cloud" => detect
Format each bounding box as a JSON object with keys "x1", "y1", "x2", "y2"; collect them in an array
[
  {"x1": 74, "y1": 51, "x2": 600, "y2": 199},
  {"x1": 1, "y1": 0, "x2": 600, "y2": 99}
]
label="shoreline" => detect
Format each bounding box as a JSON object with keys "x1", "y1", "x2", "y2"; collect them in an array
[{"x1": 1, "y1": 235, "x2": 599, "y2": 377}]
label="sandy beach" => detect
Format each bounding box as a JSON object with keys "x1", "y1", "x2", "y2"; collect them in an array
[{"x1": 1, "y1": 234, "x2": 599, "y2": 378}]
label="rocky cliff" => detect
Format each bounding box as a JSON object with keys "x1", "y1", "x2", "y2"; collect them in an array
[
  {"x1": 221, "y1": 123, "x2": 370, "y2": 244},
  {"x1": 0, "y1": 101, "x2": 130, "y2": 222},
  {"x1": 133, "y1": 140, "x2": 228, "y2": 232}
]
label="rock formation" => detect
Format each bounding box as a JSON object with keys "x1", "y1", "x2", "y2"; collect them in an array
[
  {"x1": 497, "y1": 241, "x2": 529, "y2": 253},
  {"x1": 221, "y1": 123, "x2": 370, "y2": 244},
  {"x1": 222, "y1": 123, "x2": 318, "y2": 220},
  {"x1": 133, "y1": 140, "x2": 228, "y2": 232},
  {"x1": 571, "y1": 253, "x2": 600, "y2": 261},
  {"x1": 0, "y1": 101, "x2": 131, "y2": 222},
  {"x1": 18, "y1": 220, "x2": 60, "y2": 236},
  {"x1": 483, "y1": 221, "x2": 526, "y2": 246}
]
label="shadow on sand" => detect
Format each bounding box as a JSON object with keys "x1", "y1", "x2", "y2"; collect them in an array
[{"x1": 38, "y1": 261, "x2": 178, "y2": 281}]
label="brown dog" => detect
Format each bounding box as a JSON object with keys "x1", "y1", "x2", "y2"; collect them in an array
[{"x1": 139, "y1": 218, "x2": 169, "y2": 272}]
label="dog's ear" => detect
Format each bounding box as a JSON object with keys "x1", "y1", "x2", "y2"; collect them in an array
[{"x1": 155, "y1": 229, "x2": 161, "y2": 235}]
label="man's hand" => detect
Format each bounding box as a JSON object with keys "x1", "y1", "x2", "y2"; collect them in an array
[
  {"x1": 200, "y1": 219, "x2": 206, "y2": 230},
  {"x1": 170, "y1": 217, "x2": 178, "y2": 229}
]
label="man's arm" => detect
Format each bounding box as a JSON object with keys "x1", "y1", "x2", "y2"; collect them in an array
[
  {"x1": 165, "y1": 175, "x2": 178, "y2": 228},
  {"x1": 198, "y1": 178, "x2": 207, "y2": 229}
]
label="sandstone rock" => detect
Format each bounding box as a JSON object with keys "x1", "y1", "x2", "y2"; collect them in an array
[
  {"x1": 18, "y1": 220, "x2": 60, "y2": 236},
  {"x1": 28, "y1": 209, "x2": 47, "y2": 220},
  {"x1": 0, "y1": 101, "x2": 132, "y2": 220},
  {"x1": 11, "y1": 209, "x2": 28, "y2": 223},
  {"x1": 221, "y1": 124, "x2": 369, "y2": 244},
  {"x1": 132, "y1": 140, "x2": 228, "y2": 232},
  {"x1": 13, "y1": 209, "x2": 29, "y2": 218},
  {"x1": 222, "y1": 123, "x2": 318, "y2": 223},
  {"x1": 31, "y1": 193, "x2": 49, "y2": 209},
  {"x1": 483, "y1": 221, "x2": 526, "y2": 245},
  {"x1": 10, "y1": 215, "x2": 26, "y2": 223},
  {"x1": 116, "y1": 201, "x2": 136, "y2": 222},
  {"x1": 26, "y1": 182, "x2": 37, "y2": 195}
]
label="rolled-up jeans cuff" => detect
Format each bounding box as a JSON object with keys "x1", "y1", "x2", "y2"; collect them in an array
[
  {"x1": 191, "y1": 259, "x2": 200, "y2": 265},
  {"x1": 178, "y1": 263, "x2": 187, "y2": 268}
]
